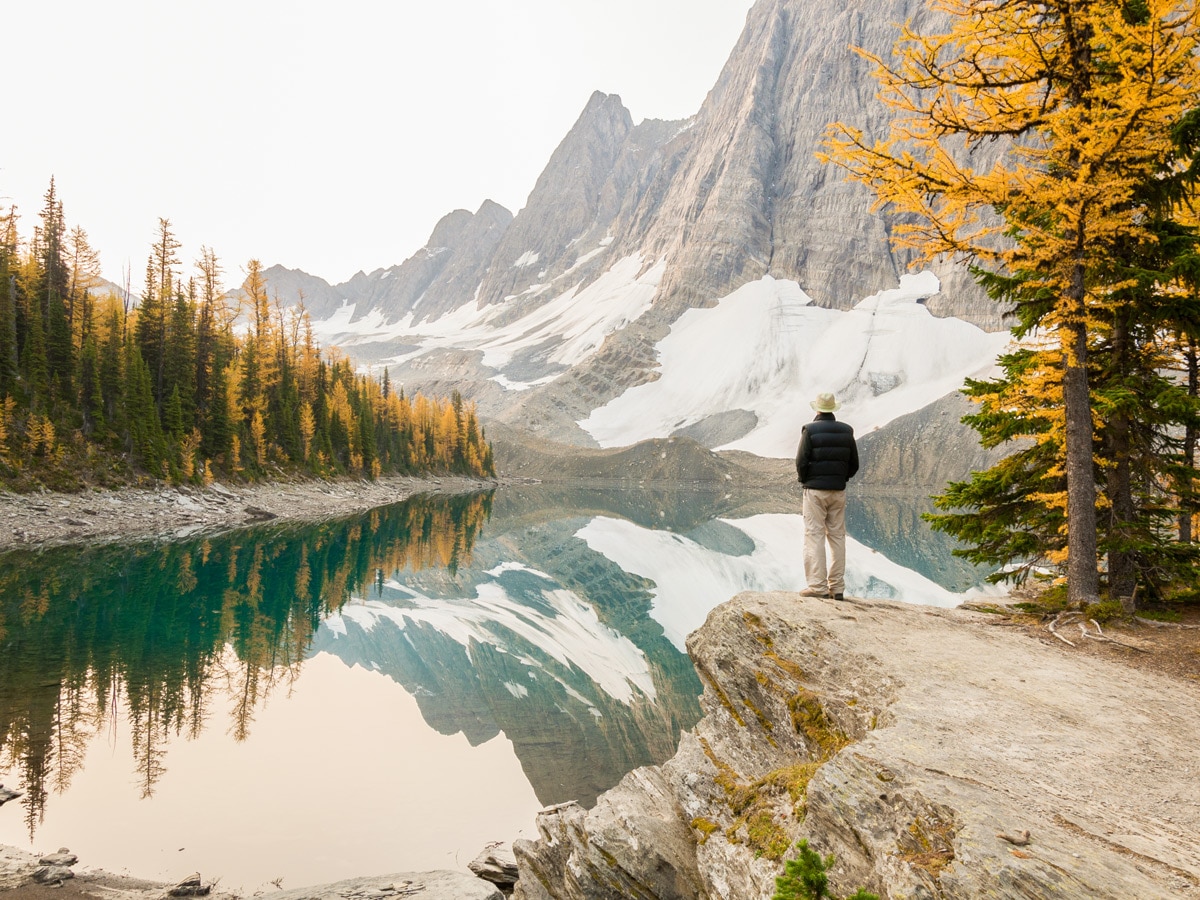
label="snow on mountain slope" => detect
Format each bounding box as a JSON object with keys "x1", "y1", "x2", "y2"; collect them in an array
[
  {"x1": 304, "y1": 258, "x2": 1006, "y2": 456},
  {"x1": 577, "y1": 513, "x2": 1001, "y2": 651},
  {"x1": 579, "y1": 271, "x2": 1011, "y2": 457},
  {"x1": 308, "y1": 254, "x2": 663, "y2": 391},
  {"x1": 322, "y1": 560, "x2": 656, "y2": 705}
]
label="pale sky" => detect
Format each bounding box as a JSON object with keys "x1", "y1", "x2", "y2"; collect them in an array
[{"x1": 2, "y1": 0, "x2": 756, "y2": 290}]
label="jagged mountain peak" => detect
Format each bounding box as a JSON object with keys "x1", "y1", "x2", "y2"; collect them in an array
[
  {"x1": 473, "y1": 92, "x2": 640, "y2": 310},
  {"x1": 273, "y1": 0, "x2": 1008, "y2": 456}
]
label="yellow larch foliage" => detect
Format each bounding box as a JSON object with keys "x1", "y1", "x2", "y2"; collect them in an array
[
  {"x1": 249, "y1": 411, "x2": 268, "y2": 468},
  {"x1": 329, "y1": 380, "x2": 353, "y2": 430},
  {"x1": 299, "y1": 401, "x2": 316, "y2": 462},
  {"x1": 28, "y1": 415, "x2": 57, "y2": 459},
  {"x1": 229, "y1": 433, "x2": 242, "y2": 475},
  {"x1": 824, "y1": 0, "x2": 1200, "y2": 307},
  {"x1": 178, "y1": 429, "x2": 203, "y2": 481},
  {"x1": 822, "y1": 0, "x2": 1200, "y2": 604}
]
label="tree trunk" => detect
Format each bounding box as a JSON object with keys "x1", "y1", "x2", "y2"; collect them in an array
[
  {"x1": 1182, "y1": 340, "x2": 1198, "y2": 544},
  {"x1": 1063, "y1": 317, "x2": 1100, "y2": 607},
  {"x1": 1106, "y1": 310, "x2": 1136, "y2": 602},
  {"x1": 1106, "y1": 415, "x2": 1137, "y2": 599}
]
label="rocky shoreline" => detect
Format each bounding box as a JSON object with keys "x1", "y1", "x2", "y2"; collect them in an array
[
  {"x1": 0, "y1": 842, "x2": 509, "y2": 900},
  {"x1": 0, "y1": 474, "x2": 499, "y2": 551}
]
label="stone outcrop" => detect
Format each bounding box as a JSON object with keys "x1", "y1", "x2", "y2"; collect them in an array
[
  {"x1": 510, "y1": 592, "x2": 1200, "y2": 899},
  {"x1": 469, "y1": 843, "x2": 520, "y2": 893},
  {"x1": 513, "y1": 771, "x2": 708, "y2": 900}
]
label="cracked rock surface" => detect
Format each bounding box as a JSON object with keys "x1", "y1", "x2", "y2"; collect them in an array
[{"x1": 512, "y1": 592, "x2": 1200, "y2": 899}]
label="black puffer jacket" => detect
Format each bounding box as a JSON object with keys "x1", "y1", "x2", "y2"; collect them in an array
[{"x1": 796, "y1": 414, "x2": 859, "y2": 490}]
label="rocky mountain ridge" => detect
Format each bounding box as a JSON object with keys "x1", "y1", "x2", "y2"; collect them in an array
[
  {"x1": 271, "y1": 0, "x2": 1000, "y2": 328},
  {"x1": 249, "y1": 0, "x2": 1012, "y2": 457}
]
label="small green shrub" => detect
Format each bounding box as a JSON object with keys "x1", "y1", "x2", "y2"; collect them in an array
[
  {"x1": 1084, "y1": 599, "x2": 1125, "y2": 624},
  {"x1": 774, "y1": 840, "x2": 879, "y2": 900}
]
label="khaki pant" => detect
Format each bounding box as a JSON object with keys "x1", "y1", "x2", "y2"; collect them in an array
[{"x1": 803, "y1": 488, "x2": 847, "y2": 595}]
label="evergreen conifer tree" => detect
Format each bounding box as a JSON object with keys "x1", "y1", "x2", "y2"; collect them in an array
[{"x1": 824, "y1": 0, "x2": 1200, "y2": 605}]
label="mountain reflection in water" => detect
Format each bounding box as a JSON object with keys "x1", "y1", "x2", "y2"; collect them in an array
[{"x1": 0, "y1": 483, "x2": 993, "y2": 890}]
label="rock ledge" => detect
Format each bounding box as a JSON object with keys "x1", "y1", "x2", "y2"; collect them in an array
[{"x1": 511, "y1": 592, "x2": 1200, "y2": 899}]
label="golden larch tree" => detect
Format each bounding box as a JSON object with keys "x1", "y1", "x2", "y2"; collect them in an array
[{"x1": 823, "y1": 0, "x2": 1200, "y2": 605}]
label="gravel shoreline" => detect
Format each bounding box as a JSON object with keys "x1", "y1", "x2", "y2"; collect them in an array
[
  {"x1": 0, "y1": 842, "x2": 506, "y2": 900},
  {"x1": 0, "y1": 474, "x2": 499, "y2": 552}
]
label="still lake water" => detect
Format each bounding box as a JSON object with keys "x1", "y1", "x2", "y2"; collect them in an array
[{"x1": 0, "y1": 484, "x2": 994, "y2": 891}]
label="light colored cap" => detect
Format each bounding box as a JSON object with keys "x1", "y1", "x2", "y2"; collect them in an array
[{"x1": 810, "y1": 392, "x2": 840, "y2": 413}]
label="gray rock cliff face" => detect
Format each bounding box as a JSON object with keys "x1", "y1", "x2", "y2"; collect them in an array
[
  {"x1": 249, "y1": 0, "x2": 1012, "y2": 447},
  {"x1": 357, "y1": 199, "x2": 514, "y2": 324},
  {"x1": 618, "y1": 0, "x2": 1001, "y2": 326},
  {"x1": 476, "y1": 91, "x2": 631, "y2": 311},
  {"x1": 253, "y1": 265, "x2": 347, "y2": 320},
  {"x1": 245, "y1": 200, "x2": 513, "y2": 325},
  {"x1": 510, "y1": 593, "x2": 1200, "y2": 899},
  {"x1": 260, "y1": 0, "x2": 1006, "y2": 332},
  {"x1": 475, "y1": 92, "x2": 686, "y2": 322}
]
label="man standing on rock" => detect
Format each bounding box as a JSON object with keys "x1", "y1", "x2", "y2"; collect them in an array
[{"x1": 796, "y1": 392, "x2": 859, "y2": 601}]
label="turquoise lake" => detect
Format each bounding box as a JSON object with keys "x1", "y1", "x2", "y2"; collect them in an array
[{"x1": 0, "y1": 484, "x2": 994, "y2": 891}]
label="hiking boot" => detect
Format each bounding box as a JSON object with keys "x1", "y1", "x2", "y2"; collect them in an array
[
  {"x1": 833, "y1": 593, "x2": 846, "y2": 602},
  {"x1": 799, "y1": 587, "x2": 828, "y2": 598}
]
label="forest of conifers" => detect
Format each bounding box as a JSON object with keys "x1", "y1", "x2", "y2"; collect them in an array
[{"x1": 0, "y1": 181, "x2": 494, "y2": 490}]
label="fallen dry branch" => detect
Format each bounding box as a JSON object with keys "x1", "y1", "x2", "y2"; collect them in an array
[
  {"x1": 1047, "y1": 614, "x2": 1077, "y2": 646},
  {"x1": 1134, "y1": 617, "x2": 1199, "y2": 630},
  {"x1": 1078, "y1": 628, "x2": 1150, "y2": 653}
]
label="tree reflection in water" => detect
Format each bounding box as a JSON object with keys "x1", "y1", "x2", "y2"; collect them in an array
[{"x1": 0, "y1": 490, "x2": 493, "y2": 836}]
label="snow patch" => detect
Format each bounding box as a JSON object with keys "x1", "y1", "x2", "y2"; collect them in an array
[
  {"x1": 579, "y1": 272, "x2": 1009, "y2": 457},
  {"x1": 565, "y1": 245, "x2": 607, "y2": 274},
  {"x1": 491, "y1": 373, "x2": 559, "y2": 392},
  {"x1": 480, "y1": 255, "x2": 662, "y2": 372},
  {"x1": 305, "y1": 253, "x2": 660, "y2": 391},
  {"x1": 513, "y1": 251, "x2": 540, "y2": 268}
]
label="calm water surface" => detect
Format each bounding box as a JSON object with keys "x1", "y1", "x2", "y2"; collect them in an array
[{"x1": 0, "y1": 484, "x2": 993, "y2": 891}]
